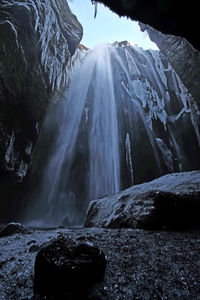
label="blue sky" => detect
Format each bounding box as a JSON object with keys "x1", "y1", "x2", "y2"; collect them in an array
[{"x1": 68, "y1": 0, "x2": 158, "y2": 50}]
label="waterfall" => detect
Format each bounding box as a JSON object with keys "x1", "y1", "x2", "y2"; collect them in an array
[
  {"x1": 23, "y1": 42, "x2": 200, "y2": 227},
  {"x1": 89, "y1": 44, "x2": 120, "y2": 200},
  {"x1": 24, "y1": 43, "x2": 120, "y2": 226}
]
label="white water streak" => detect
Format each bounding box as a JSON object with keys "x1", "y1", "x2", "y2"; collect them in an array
[
  {"x1": 89, "y1": 43, "x2": 120, "y2": 199},
  {"x1": 125, "y1": 133, "x2": 134, "y2": 185}
]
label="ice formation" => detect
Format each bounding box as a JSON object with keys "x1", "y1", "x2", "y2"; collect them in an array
[
  {"x1": 1, "y1": 0, "x2": 82, "y2": 92},
  {"x1": 125, "y1": 133, "x2": 134, "y2": 185}
]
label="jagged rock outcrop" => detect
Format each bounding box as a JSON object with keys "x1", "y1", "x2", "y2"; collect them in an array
[
  {"x1": 84, "y1": 171, "x2": 200, "y2": 230},
  {"x1": 140, "y1": 24, "x2": 200, "y2": 146},
  {"x1": 93, "y1": 0, "x2": 200, "y2": 51},
  {"x1": 0, "y1": 0, "x2": 82, "y2": 219}
]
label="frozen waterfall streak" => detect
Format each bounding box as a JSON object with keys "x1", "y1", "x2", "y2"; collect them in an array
[
  {"x1": 173, "y1": 69, "x2": 200, "y2": 147},
  {"x1": 125, "y1": 133, "x2": 134, "y2": 185},
  {"x1": 111, "y1": 46, "x2": 162, "y2": 173},
  {"x1": 89, "y1": 43, "x2": 120, "y2": 200},
  {"x1": 168, "y1": 129, "x2": 184, "y2": 172}
]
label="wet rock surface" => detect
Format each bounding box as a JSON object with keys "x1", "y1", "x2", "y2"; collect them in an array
[
  {"x1": 0, "y1": 222, "x2": 31, "y2": 237},
  {"x1": 34, "y1": 236, "x2": 106, "y2": 298},
  {"x1": 0, "y1": 0, "x2": 82, "y2": 222},
  {"x1": 85, "y1": 171, "x2": 200, "y2": 229},
  {"x1": 1, "y1": 227, "x2": 200, "y2": 299},
  {"x1": 140, "y1": 24, "x2": 200, "y2": 145},
  {"x1": 141, "y1": 25, "x2": 200, "y2": 107}
]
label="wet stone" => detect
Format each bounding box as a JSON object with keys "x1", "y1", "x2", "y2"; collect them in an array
[
  {"x1": 34, "y1": 236, "x2": 107, "y2": 298},
  {"x1": 29, "y1": 245, "x2": 40, "y2": 253},
  {"x1": 0, "y1": 223, "x2": 31, "y2": 238}
]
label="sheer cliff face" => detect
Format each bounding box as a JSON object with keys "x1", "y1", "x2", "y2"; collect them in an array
[
  {"x1": 140, "y1": 25, "x2": 200, "y2": 147},
  {"x1": 141, "y1": 25, "x2": 200, "y2": 107},
  {"x1": 0, "y1": 0, "x2": 82, "y2": 189}
]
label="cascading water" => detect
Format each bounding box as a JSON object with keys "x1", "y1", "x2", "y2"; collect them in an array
[
  {"x1": 24, "y1": 43, "x2": 120, "y2": 226},
  {"x1": 89, "y1": 44, "x2": 120, "y2": 200},
  {"x1": 23, "y1": 42, "x2": 200, "y2": 227}
]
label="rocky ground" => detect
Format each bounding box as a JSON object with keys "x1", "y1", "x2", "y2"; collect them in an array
[{"x1": 1, "y1": 226, "x2": 200, "y2": 299}]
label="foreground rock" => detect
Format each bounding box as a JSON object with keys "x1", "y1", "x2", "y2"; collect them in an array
[
  {"x1": 1, "y1": 228, "x2": 200, "y2": 299},
  {"x1": 85, "y1": 171, "x2": 200, "y2": 230},
  {"x1": 0, "y1": 222, "x2": 31, "y2": 237},
  {"x1": 34, "y1": 236, "x2": 106, "y2": 298}
]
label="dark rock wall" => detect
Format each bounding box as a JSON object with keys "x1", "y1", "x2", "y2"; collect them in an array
[
  {"x1": 140, "y1": 25, "x2": 200, "y2": 147},
  {"x1": 141, "y1": 25, "x2": 200, "y2": 107},
  {"x1": 0, "y1": 0, "x2": 82, "y2": 220},
  {"x1": 93, "y1": 0, "x2": 200, "y2": 149}
]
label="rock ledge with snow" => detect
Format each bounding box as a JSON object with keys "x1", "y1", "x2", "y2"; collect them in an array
[{"x1": 85, "y1": 171, "x2": 200, "y2": 230}]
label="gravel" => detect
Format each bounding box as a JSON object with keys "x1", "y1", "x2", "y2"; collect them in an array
[{"x1": 1, "y1": 227, "x2": 200, "y2": 299}]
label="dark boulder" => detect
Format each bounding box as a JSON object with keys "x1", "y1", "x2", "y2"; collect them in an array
[
  {"x1": 85, "y1": 171, "x2": 200, "y2": 230},
  {"x1": 29, "y1": 244, "x2": 40, "y2": 253},
  {"x1": 34, "y1": 236, "x2": 106, "y2": 298},
  {"x1": 0, "y1": 222, "x2": 31, "y2": 237}
]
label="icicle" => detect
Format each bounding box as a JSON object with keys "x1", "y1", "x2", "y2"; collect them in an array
[
  {"x1": 85, "y1": 107, "x2": 89, "y2": 124},
  {"x1": 156, "y1": 138, "x2": 174, "y2": 172},
  {"x1": 94, "y1": 3, "x2": 98, "y2": 18},
  {"x1": 18, "y1": 160, "x2": 28, "y2": 182},
  {"x1": 5, "y1": 132, "x2": 16, "y2": 171},
  {"x1": 125, "y1": 133, "x2": 134, "y2": 185},
  {"x1": 91, "y1": 0, "x2": 98, "y2": 18}
]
